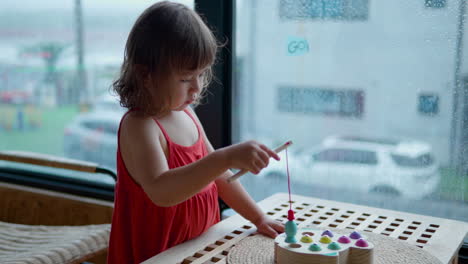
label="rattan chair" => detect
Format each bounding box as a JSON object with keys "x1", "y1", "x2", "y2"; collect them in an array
[
  {"x1": 0, "y1": 151, "x2": 116, "y2": 264},
  {"x1": 0, "y1": 221, "x2": 110, "y2": 264}
]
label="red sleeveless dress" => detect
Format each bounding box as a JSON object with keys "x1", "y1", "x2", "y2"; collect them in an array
[{"x1": 107, "y1": 109, "x2": 220, "y2": 264}]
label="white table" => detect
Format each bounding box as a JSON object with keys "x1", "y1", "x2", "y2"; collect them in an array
[{"x1": 142, "y1": 193, "x2": 468, "y2": 264}]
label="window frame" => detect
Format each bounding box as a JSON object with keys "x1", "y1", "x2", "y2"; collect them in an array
[
  {"x1": 0, "y1": 163, "x2": 115, "y2": 201},
  {"x1": 194, "y1": 0, "x2": 235, "y2": 150}
]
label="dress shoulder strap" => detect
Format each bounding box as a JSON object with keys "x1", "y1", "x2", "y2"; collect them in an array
[{"x1": 152, "y1": 117, "x2": 172, "y2": 144}]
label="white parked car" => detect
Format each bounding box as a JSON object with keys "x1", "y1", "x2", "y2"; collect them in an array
[
  {"x1": 260, "y1": 135, "x2": 440, "y2": 199},
  {"x1": 92, "y1": 93, "x2": 126, "y2": 113},
  {"x1": 63, "y1": 111, "x2": 122, "y2": 169}
]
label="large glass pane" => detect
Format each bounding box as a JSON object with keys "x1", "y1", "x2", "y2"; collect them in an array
[
  {"x1": 234, "y1": 0, "x2": 467, "y2": 222},
  {"x1": 0, "y1": 0, "x2": 193, "y2": 183}
]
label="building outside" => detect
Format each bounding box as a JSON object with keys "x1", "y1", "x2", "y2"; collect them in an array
[{"x1": 236, "y1": 0, "x2": 467, "y2": 168}]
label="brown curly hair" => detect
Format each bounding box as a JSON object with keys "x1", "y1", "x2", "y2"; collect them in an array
[{"x1": 113, "y1": 1, "x2": 219, "y2": 117}]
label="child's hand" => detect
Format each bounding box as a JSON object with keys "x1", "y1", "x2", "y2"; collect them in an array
[
  {"x1": 223, "y1": 141, "x2": 280, "y2": 175},
  {"x1": 253, "y1": 215, "x2": 285, "y2": 238}
]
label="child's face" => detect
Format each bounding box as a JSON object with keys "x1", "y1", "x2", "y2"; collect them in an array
[{"x1": 169, "y1": 67, "x2": 207, "y2": 111}]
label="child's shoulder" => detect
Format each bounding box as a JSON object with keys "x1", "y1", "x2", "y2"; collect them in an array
[
  {"x1": 121, "y1": 111, "x2": 161, "y2": 135},
  {"x1": 123, "y1": 110, "x2": 153, "y2": 122}
]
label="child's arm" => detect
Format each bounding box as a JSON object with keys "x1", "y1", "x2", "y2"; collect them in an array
[
  {"x1": 187, "y1": 108, "x2": 284, "y2": 238},
  {"x1": 119, "y1": 112, "x2": 279, "y2": 207},
  {"x1": 216, "y1": 169, "x2": 285, "y2": 238}
]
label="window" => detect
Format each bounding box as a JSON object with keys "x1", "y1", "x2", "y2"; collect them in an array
[
  {"x1": 234, "y1": 0, "x2": 468, "y2": 224},
  {"x1": 425, "y1": 0, "x2": 447, "y2": 8},
  {"x1": 418, "y1": 94, "x2": 439, "y2": 115},
  {"x1": 279, "y1": 0, "x2": 369, "y2": 20},
  {"x1": 0, "y1": 0, "x2": 193, "y2": 195},
  {"x1": 1, "y1": 0, "x2": 466, "y2": 231},
  {"x1": 314, "y1": 149, "x2": 345, "y2": 162},
  {"x1": 391, "y1": 153, "x2": 435, "y2": 168},
  {"x1": 82, "y1": 121, "x2": 102, "y2": 131},
  {"x1": 313, "y1": 149, "x2": 378, "y2": 165},
  {"x1": 103, "y1": 123, "x2": 119, "y2": 135},
  {"x1": 278, "y1": 87, "x2": 364, "y2": 117},
  {"x1": 81, "y1": 120, "x2": 117, "y2": 134}
]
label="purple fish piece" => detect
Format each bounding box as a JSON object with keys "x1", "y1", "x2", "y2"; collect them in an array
[
  {"x1": 349, "y1": 231, "x2": 362, "y2": 239},
  {"x1": 355, "y1": 238, "x2": 369, "y2": 247},
  {"x1": 321, "y1": 230, "x2": 334, "y2": 237},
  {"x1": 337, "y1": 235, "x2": 351, "y2": 244}
]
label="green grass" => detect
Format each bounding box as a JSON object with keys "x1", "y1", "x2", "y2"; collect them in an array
[
  {"x1": 437, "y1": 167, "x2": 468, "y2": 202},
  {"x1": 0, "y1": 106, "x2": 79, "y2": 156}
]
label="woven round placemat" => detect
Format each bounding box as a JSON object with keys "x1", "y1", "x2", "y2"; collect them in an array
[{"x1": 227, "y1": 230, "x2": 442, "y2": 264}]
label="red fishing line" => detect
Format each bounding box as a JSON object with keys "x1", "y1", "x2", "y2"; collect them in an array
[{"x1": 286, "y1": 148, "x2": 295, "y2": 221}]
